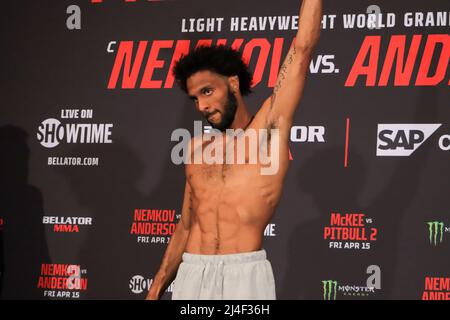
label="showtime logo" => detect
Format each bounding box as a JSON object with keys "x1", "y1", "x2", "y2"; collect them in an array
[
  {"x1": 376, "y1": 124, "x2": 449, "y2": 156},
  {"x1": 36, "y1": 109, "x2": 113, "y2": 148},
  {"x1": 129, "y1": 275, "x2": 173, "y2": 294},
  {"x1": 42, "y1": 216, "x2": 93, "y2": 233},
  {"x1": 129, "y1": 275, "x2": 150, "y2": 294},
  {"x1": 264, "y1": 224, "x2": 276, "y2": 237},
  {"x1": 0, "y1": 217, "x2": 4, "y2": 230}
]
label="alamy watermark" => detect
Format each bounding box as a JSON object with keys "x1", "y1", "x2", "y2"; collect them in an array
[{"x1": 170, "y1": 121, "x2": 280, "y2": 175}]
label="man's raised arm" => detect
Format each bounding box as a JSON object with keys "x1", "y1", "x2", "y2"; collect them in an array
[{"x1": 264, "y1": 0, "x2": 322, "y2": 129}]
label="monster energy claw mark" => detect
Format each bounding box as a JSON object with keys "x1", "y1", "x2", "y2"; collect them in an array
[
  {"x1": 322, "y1": 280, "x2": 338, "y2": 300},
  {"x1": 427, "y1": 221, "x2": 444, "y2": 246}
]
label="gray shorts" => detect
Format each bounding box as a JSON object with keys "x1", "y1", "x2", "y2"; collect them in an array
[{"x1": 172, "y1": 249, "x2": 276, "y2": 300}]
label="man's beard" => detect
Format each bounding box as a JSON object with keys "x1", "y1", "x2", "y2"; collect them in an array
[{"x1": 205, "y1": 87, "x2": 237, "y2": 132}]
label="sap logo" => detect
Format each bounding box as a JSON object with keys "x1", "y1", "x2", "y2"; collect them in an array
[
  {"x1": 376, "y1": 124, "x2": 441, "y2": 156},
  {"x1": 310, "y1": 55, "x2": 339, "y2": 74}
]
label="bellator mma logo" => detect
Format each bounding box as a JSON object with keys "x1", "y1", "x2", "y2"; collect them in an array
[
  {"x1": 36, "y1": 109, "x2": 113, "y2": 148},
  {"x1": 323, "y1": 212, "x2": 378, "y2": 250},
  {"x1": 42, "y1": 216, "x2": 93, "y2": 233},
  {"x1": 130, "y1": 209, "x2": 178, "y2": 244},
  {"x1": 37, "y1": 264, "x2": 88, "y2": 299}
]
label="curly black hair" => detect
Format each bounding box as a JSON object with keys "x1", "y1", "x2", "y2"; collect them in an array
[{"x1": 172, "y1": 45, "x2": 253, "y2": 96}]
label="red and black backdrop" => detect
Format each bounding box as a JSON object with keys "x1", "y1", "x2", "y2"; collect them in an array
[{"x1": 0, "y1": 0, "x2": 449, "y2": 300}]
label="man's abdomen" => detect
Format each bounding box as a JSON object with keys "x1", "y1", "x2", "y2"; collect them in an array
[{"x1": 185, "y1": 163, "x2": 283, "y2": 255}]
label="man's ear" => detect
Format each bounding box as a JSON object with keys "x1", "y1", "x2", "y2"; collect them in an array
[{"x1": 228, "y1": 75, "x2": 240, "y2": 93}]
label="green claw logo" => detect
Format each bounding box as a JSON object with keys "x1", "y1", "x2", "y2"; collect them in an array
[
  {"x1": 322, "y1": 280, "x2": 338, "y2": 300},
  {"x1": 427, "y1": 221, "x2": 444, "y2": 246}
]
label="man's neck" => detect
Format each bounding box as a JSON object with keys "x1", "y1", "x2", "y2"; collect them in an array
[{"x1": 229, "y1": 103, "x2": 252, "y2": 130}]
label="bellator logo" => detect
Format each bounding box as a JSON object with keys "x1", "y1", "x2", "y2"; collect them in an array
[{"x1": 42, "y1": 216, "x2": 93, "y2": 233}]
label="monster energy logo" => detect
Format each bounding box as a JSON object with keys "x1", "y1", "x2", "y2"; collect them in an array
[
  {"x1": 322, "y1": 280, "x2": 338, "y2": 300},
  {"x1": 427, "y1": 221, "x2": 444, "y2": 245}
]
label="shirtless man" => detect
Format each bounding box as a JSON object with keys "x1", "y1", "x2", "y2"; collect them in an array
[{"x1": 146, "y1": 0, "x2": 322, "y2": 300}]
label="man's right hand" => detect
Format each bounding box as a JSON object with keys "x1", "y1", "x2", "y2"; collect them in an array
[
  {"x1": 144, "y1": 181, "x2": 192, "y2": 301},
  {"x1": 145, "y1": 289, "x2": 160, "y2": 300}
]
